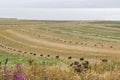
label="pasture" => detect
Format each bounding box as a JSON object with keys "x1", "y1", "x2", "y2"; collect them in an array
[{"x1": 0, "y1": 19, "x2": 120, "y2": 80}]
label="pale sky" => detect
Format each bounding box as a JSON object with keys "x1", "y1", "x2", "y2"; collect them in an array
[
  {"x1": 0, "y1": 8, "x2": 120, "y2": 20},
  {"x1": 0, "y1": 0, "x2": 120, "y2": 20},
  {"x1": 0, "y1": 0, "x2": 120, "y2": 8}
]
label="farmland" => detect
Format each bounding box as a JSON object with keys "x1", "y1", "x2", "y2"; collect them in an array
[{"x1": 0, "y1": 19, "x2": 120, "y2": 80}]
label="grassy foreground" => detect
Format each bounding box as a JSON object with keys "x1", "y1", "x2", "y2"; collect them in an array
[{"x1": 0, "y1": 50, "x2": 120, "y2": 80}]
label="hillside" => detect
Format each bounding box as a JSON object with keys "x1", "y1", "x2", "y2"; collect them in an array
[
  {"x1": 0, "y1": 20, "x2": 120, "y2": 80},
  {"x1": 0, "y1": 20, "x2": 120, "y2": 60}
]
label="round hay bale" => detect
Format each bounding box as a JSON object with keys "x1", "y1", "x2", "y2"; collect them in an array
[
  {"x1": 80, "y1": 57, "x2": 84, "y2": 61},
  {"x1": 13, "y1": 49, "x2": 16, "y2": 51},
  {"x1": 10, "y1": 48, "x2": 12, "y2": 50},
  {"x1": 81, "y1": 42, "x2": 83, "y2": 45},
  {"x1": 101, "y1": 45, "x2": 103, "y2": 47},
  {"x1": 60, "y1": 40, "x2": 62, "y2": 42},
  {"x1": 30, "y1": 52, "x2": 33, "y2": 55},
  {"x1": 70, "y1": 63, "x2": 73, "y2": 66},
  {"x1": 110, "y1": 46, "x2": 113, "y2": 48},
  {"x1": 40, "y1": 54, "x2": 43, "y2": 57},
  {"x1": 55, "y1": 56, "x2": 59, "y2": 59},
  {"x1": 33, "y1": 53, "x2": 36, "y2": 56},
  {"x1": 68, "y1": 56, "x2": 72, "y2": 59},
  {"x1": 94, "y1": 44, "x2": 97, "y2": 46},
  {"x1": 18, "y1": 50, "x2": 22, "y2": 53},
  {"x1": 24, "y1": 52, "x2": 27, "y2": 54},
  {"x1": 76, "y1": 42, "x2": 78, "y2": 44},
  {"x1": 102, "y1": 59, "x2": 108, "y2": 62},
  {"x1": 69, "y1": 41, "x2": 72, "y2": 43},
  {"x1": 85, "y1": 43, "x2": 87, "y2": 45},
  {"x1": 64, "y1": 41, "x2": 66, "y2": 42},
  {"x1": 47, "y1": 55, "x2": 50, "y2": 57}
]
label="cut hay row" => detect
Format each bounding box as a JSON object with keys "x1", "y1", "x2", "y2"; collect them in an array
[
  {"x1": 20, "y1": 29, "x2": 114, "y2": 49},
  {"x1": 0, "y1": 29, "x2": 119, "y2": 60},
  {"x1": 0, "y1": 43, "x2": 108, "y2": 64}
]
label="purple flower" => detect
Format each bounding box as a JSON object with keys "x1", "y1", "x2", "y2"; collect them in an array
[
  {"x1": 16, "y1": 63, "x2": 22, "y2": 72},
  {"x1": 13, "y1": 72, "x2": 19, "y2": 79},
  {"x1": 19, "y1": 74, "x2": 26, "y2": 80},
  {"x1": 43, "y1": 77, "x2": 48, "y2": 80},
  {"x1": 13, "y1": 72, "x2": 26, "y2": 80},
  {"x1": 16, "y1": 64, "x2": 22, "y2": 69},
  {"x1": 4, "y1": 70, "x2": 10, "y2": 76}
]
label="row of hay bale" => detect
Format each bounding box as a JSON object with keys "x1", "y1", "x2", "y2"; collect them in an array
[
  {"x1": 37, "y1": 34, "x2": 113, "y2": 48},
  {"x1": 21, "y1": 30, "x2": 113, "y2": 48},
  {"x1": 0, "y1": 43, "x2": 108, "y2": 64},
  {"x1": 0, "y1": 43, "x2": 71, "y2": 60},
  {"x1": 0, "y1": 43, "x2": 83, "y2": 61},
  {"x1": 0, "y1": 43, "x2": 32, "y2": 55},
  {"x1": 21, "y1": 30, "x2": 113, "y2": 49}
]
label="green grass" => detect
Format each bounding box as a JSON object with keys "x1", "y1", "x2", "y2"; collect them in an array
[
  {"x1": 109, "y1": 26, "x2": 120, "y2": 28},
  {"x1": 0, "y1": 50, "x2": 29, "y2": 66},
  {"x1": 37, "y1": 25, "x2": 120, "y2": 42},
  {"x1": 12, "y1": 21, "x2": 120, "y2": 42},
  {"x1": 0, "y1": 50, "x2": 69, "y2": 66},
  {"x1": 89, "y1": 21, "x2": 120, "y2": 24}
]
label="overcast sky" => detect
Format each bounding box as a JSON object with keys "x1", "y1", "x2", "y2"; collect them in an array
[
  {"x1": 0, "y1": 0, "x2": 120, "y2": 20},
  {"x1": 0, "y1": 0, "x2": 120, "y2": 8},
  {"x1": 0, "y1": 8, "x2": 120, "y2": 20}
]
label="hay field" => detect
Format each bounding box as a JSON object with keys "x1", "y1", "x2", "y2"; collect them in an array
[
  {"x1": 0, "y1": 20, "x2": 120, "y2": 59},
  {"x1": 0, "y1": 19, "x2": 120, "y2": 80}
]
